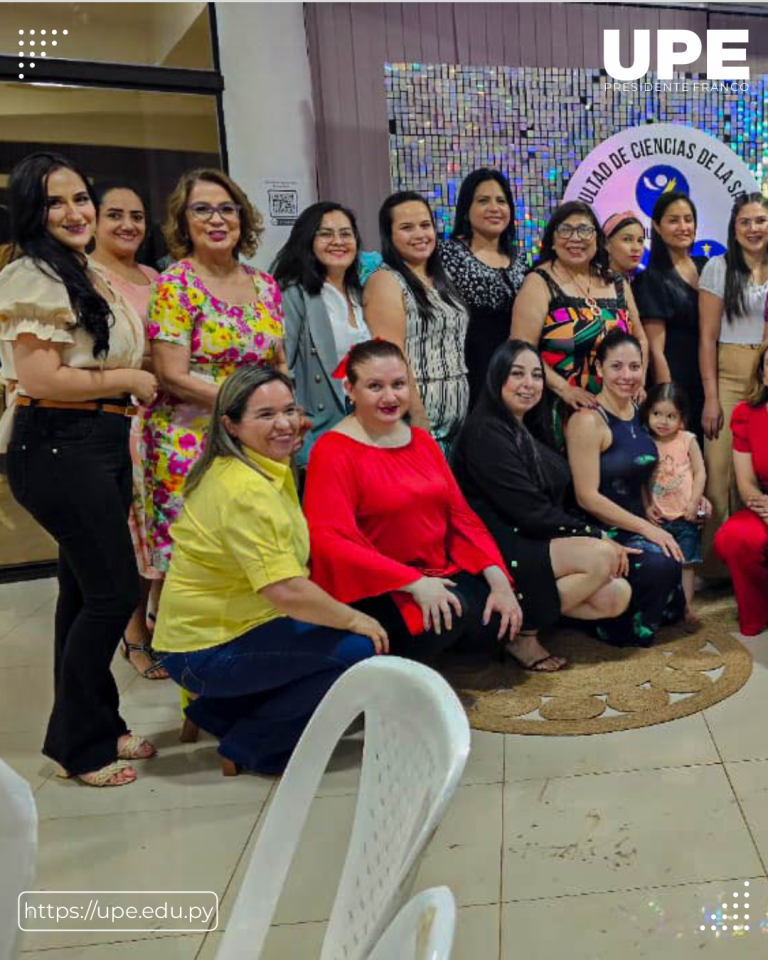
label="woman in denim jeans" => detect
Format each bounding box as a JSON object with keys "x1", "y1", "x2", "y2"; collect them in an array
[
  {"x1": 152, "y1": 366, "x2": 387, "y2": 775},
  {"x1": 0, "y1": 153, "x2": 159, "y2": 787}
]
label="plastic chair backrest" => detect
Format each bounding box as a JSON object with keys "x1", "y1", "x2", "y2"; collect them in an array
[
  {"x1": 367, "y1": 886, "x2": 456, "y2": 960},
  {"x1": 217, "y1": 657, "x2": 470, "y2": 960},
  {"x1": 0, "y1": 759, "x2": 37, "y2": 960}
]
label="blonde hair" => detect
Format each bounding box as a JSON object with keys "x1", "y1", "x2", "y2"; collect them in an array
[
  {"x1": 745, "y1": 341, "x2": 768, "y2": 408},
  {"x1": 163, "y1": 168, "x2": 263, "y2": 261},
  {"x1": 184, "y1": 366, "x2": 295, "y2": 497}
]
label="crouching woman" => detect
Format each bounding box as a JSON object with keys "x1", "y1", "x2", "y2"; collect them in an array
[{"x1": 152, "y1": 366, "x2": 387, "y2": 775}]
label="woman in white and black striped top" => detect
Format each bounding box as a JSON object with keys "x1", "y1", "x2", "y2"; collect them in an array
[{"x1": 363, "y1": 191, "x2": 469, "y2": 454}]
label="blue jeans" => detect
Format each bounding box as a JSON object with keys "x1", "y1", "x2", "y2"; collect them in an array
[{"x1": 160, "y1": 618, "x2": 376, "y2": 774}]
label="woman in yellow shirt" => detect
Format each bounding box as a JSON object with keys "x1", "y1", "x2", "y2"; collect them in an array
[{"x1": 152, "y1": 365, "x2": 387, "y2": 775}]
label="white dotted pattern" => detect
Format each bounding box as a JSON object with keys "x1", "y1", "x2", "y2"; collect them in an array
[{"x1": 17, "y1": 27, "x2": 67, "y2": 78}]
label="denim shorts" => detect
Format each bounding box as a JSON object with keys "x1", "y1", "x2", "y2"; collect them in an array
[{"x1": 661, "y1": 517, "x2": 702, "y2": 564}]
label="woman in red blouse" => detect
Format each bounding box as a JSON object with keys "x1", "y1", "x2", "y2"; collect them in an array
[
  {"x1": 715, "y1": 342, "x2": 768, "y2": 635},
  {"x1": 304, "y1": 338, "x2": 568, "y2": 671}
]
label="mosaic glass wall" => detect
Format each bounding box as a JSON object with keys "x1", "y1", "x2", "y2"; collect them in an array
[{"x1": 386, "y1": 63, "x2": 768, "y2": 263}]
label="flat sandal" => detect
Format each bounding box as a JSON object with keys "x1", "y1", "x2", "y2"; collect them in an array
[
  {"x1": 117, "y1": 734, "x2": 157, "y2": 761},
  {"x1": 57, "y1": 760, "x2": 137, "y2": 788}
]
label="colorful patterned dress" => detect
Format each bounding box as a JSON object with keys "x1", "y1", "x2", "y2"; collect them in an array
[
  {"x1": 143, "y1": 260, "x2": 284, "y2": 571},
  {"x1": 534, "y1": 268, "x2": 631, "y2": 445}
]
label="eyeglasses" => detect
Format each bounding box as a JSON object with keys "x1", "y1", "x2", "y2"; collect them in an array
[
  {"x1": 555, "y1": 223, "x2": 596, "y2": 240},
  {"x1": 315, "y1": 228, "x2": 356, "y2": 243},
  {"x1": 187, "y1": 202, "x2": 241, "y2": 222}
]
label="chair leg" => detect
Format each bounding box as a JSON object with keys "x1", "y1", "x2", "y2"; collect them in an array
[
  {"x1": 180, "y1": 718, "x2": 200, "y2": 743},
  {"x1": 221, "y1": 758, "x2": 239, "y2": 777}
]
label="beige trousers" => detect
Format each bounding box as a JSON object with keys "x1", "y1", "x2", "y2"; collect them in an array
[{"x1": 702, "y1": 342, "x2": 762, "y2": 578}]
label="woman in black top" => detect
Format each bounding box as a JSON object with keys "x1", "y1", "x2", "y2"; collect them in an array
[
  {"x1": 440, "y1": 169, "x2": 527, "y2": 408},
  {"x1": 632, "y1": 191, "x2": 707, "y2": 446},
  {"x1": 452, "y1": 339, "x2": 632, "y2": 662}
]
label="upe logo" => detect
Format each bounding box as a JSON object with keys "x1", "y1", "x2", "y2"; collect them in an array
[
  {"x1": 603, "y1": 30, "x2": 749, "y2": 81},
  {"x1": 635, "y1": 165, "x2": 690, "y2": 217}
]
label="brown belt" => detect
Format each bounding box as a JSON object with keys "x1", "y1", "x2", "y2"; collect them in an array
[{"x1": 16, "y1": 396, "x2": 138, "y2": 417}]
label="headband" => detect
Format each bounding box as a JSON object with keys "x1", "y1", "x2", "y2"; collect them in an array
[{"x1": 603, "y1": 210, "x2": 643, "y2": 238}]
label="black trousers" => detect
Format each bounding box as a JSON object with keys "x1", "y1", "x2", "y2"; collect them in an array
[
  {"x1": 7, "y1": 406, "x2": 139, "y2": 775},
  {"x1": 352, "y1": 571, "x2": 502, "y2": 663}
]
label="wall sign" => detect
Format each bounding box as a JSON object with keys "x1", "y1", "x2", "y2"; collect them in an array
[{"x1": 563, "y1": 123, "x2": 760, "y2": 260}]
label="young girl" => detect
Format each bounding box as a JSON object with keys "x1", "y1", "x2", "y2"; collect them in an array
[{"x1": 642, "y1": 383, "x2": 709, "y2": 629}]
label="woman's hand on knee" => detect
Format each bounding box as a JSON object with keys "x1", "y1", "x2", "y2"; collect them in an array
[
  {"x1": 346, "y1": 611, "x2": 390, "y2": 655},
  {"x1": 402, "y1": 577, "x2": 463, "y2": 635},
  {"x1": 483, "y1": 583, "x2": 523, "y2": 642}
]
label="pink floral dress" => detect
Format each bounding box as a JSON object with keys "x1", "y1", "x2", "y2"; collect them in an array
[{"x1": 142, "y1": 260, "x2": 283, "y2": 571}]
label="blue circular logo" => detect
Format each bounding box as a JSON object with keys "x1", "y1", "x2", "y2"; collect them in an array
[
  {"x1": 635, "y1": 166, "x2": 690, "y2": 218},
  {"x1": 692, "y1": 239, "x2": 726, "y2": 260}
]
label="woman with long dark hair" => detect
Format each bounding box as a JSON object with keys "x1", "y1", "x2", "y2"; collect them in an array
[
  {"x1": 512, "y1": 201, "x2": 645, "y2": 445},
  {"x1": 271, "y1": 201, "x2": 370, "y2": 466},
  {"x1": 452, "y1": 339, "x2": 632, "y2": 655},
  {"x1": 633, "y1": 191, "x2": 706, "y2": 447},
  {"x1": 0, "y1": 153, "x2": 158, "y2": 786},
  {"x1": 698, "y1": 192, "x2": 768, "y2": 579},
  {"x1": 440, "y1": 169, "x2": 527, "y2": 407},
  {"x1": 363, "y1": 191, "x2": 469, "y2": 453}
]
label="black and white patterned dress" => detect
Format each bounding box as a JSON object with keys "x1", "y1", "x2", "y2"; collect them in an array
[
  {"x1": 380, "y1": 264, "x2": 469, "y2": 454},
  {"x1": 439, "y1": 238, "x2": 527, "y2": 407}
]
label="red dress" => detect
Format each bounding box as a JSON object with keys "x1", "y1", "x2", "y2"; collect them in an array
[
  {"x1": 714, "y1": 402, "x2": 768, "y2": 635},
  {"x1": 304, "y1": 428, "x2": 509, "y2": 634}
]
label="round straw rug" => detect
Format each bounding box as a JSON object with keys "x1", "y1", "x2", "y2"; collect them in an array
[{"x1": 440, "y1": 592, "x2": 752, "y2": 735}]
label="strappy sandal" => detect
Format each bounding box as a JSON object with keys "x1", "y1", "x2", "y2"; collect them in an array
[
  {"x1": 505, "y1": 631, "x2": 568, "y2": 672},
  {"x1": 121, "y1": 637, "x2": 170, "y2": 680},
  {"x1": 117, "y1": 733, "x2": 157, "y2": 761},
  {"x1": 57, "y1": 760, "x2": 137, "y2": 788}
]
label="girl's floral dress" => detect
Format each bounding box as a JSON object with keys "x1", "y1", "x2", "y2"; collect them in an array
[{"x1": 142, "y1": 260, "x2": 283, "y2": 571}]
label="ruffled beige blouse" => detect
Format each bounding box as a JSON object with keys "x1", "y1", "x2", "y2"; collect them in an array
[{"x1": 0, "y1": 256, "x2": 145, "y2": 449}]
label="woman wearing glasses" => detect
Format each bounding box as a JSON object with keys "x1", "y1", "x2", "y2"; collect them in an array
[
  {"x1": 143, "y1": 169, "x2": 285, "y2": 573},
  {"x1": 271, "y1": 201, "x2": 370, "y2": 467},
  {"x1": 512, "y1": 201, "x2": 647, "y2": 444}
]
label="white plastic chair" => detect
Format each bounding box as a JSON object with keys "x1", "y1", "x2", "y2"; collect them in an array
[
  {"x1": 367, "y1": 886, "x2": 456, "y2": 960},
  {"x1": 217, "y1": 657, "x2": 470, "y2": 960},
  {"x1": 0, "y1": 759, "x2": 37, "y2": 960}
]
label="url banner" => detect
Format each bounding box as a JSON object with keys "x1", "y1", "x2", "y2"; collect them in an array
[{"x1": 18, "y1": 891, "x2": 218, "y2": 933}]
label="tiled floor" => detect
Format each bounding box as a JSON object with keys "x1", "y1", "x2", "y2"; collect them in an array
[{"x1": 3, "y1": 577, "x2": 768, "y2": 958}]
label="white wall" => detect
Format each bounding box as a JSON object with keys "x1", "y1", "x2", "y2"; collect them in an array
[{"x1": 215, "y1": 2, "x2": 317, "y2": 270}]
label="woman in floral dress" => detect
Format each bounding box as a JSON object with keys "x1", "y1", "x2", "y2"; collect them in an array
[{"x1": 143, "y1": 169, "x2": 284, "y2": 572}]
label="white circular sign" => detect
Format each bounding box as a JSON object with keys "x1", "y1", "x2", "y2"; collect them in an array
[{"x1": 563, "y1": 123, "x2": 760, "y2": 260}]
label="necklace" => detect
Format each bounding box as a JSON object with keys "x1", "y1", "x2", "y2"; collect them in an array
[{"x1": 556, "y1": 263, "x2": 599, "y2": 311}]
